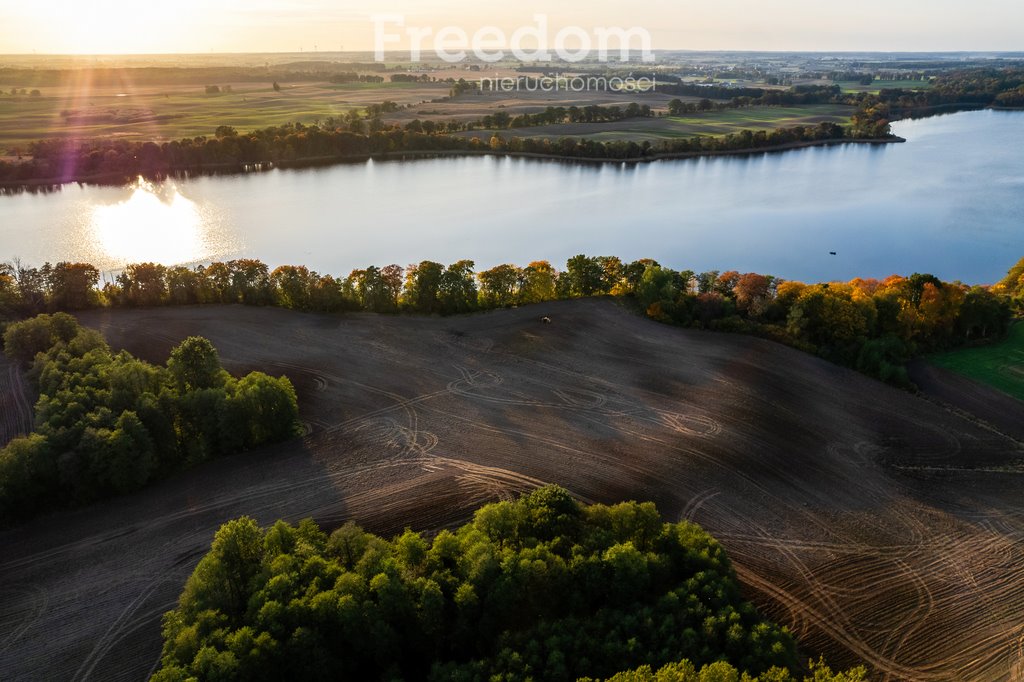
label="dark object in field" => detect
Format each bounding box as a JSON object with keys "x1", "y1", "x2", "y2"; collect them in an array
[
  {"x1": 541, "y1": 316, "x2": 552, "y2": 324},
  {"x1": 829, "y1": 251, "x2": 838, "y2": 256}
]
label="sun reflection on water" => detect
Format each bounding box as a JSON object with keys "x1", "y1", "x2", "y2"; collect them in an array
[{"x1": 90, "y1": 178, "x2": 229, "y2": 267}]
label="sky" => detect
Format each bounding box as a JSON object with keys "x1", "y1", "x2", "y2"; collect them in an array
[{"x1": 1, "y1": 0, "x2": 1022, "y2": 55}]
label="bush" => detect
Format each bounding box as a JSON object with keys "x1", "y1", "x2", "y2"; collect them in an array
[
  {"x1": 0, "y1": 315, "x2": 299, "y2": 522},
  {"x1": 154, "y1": 488, "x2": 802, "y2": 682}
]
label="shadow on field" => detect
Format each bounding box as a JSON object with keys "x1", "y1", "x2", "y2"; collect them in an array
[{"x1": 0, "y1": 299, "x2": 1022, "y2": 681}]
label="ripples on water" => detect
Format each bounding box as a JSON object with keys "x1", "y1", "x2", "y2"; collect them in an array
[{"x1": 0, "y1": 178, "x2": 238, "y2": 276}]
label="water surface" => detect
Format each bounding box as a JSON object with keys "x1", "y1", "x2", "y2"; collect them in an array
[{"x1": 1, "y1": 109, "x2": 1021, "y2": 283}]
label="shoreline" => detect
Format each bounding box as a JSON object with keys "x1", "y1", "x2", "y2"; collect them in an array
[
  {"x1": 1, "y1": 103, "x2": 1019, "y2": 192},
  {"x1": 369, "y1": 136, "x2": 905, "y2": 165},
  {"x1": 0, "y1": 136, "x2": 904, "y2": 191}
]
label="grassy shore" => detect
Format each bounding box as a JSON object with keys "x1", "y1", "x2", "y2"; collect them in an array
[{"x1": 930, "y1": 322, "x2": 1024, "y2": 401}]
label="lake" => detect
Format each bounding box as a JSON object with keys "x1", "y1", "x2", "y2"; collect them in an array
[{"x1": 1, "y1": 109, "x2": 1022, "y2": 284}]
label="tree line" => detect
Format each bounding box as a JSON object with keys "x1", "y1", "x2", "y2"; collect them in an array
[
  {"x1": 0, "y1": 97, "x2": 878, "y2": 186},
  {"x1": 632, "y1": 265, "x2": 1010, "y2": 386},
  {"x1": 472, "y1": 103, "x2": 655, "y2": 131},
  {"x1": 392, "y1": 102, "x2": 656, "y2": 136},
  {"x1": 1, "y1": 256, "x2": 1014, "y2": 387},
  {"x1": 662, "y1": 67, "x2": 1024, "y2": 136},
  {"x1": 868, "y1": 67, "x2": 1024, "y2": 111},
  {"x1": 993, "y1": 256, "x2": 1024, "y2": 306},
  {"x1": 4, "y1": 66, "x2": 1023, "y2": 186},
  {"x1": 666, "y1": 84, "x2": 847, "y2": 112},
  {"x1": 0, "y1": 64, "x2": 390, "y2": 88},
  {"x1": 153, "y1": 487, "x2": 864, "y2": 681},
  {"x1": 0, "y1": 117, "x2": 865, "y2": 185},
  {"x1": 328, "y1": 72, "x2": 386, "y2": 84},
  {"x1": 585, "y1": 658, "x2": 865, "y2": 682},
  {"x1": 660, "y1": 67, "x2": 1024, "y2": 115},
  {"x1": 0, "y1": 89, "x2": 882, "y2": 184},
  {"x1": 0, "y1": 313, "x2": 299, "y2": 523}
]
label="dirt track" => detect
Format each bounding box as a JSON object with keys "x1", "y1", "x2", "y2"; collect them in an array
[
  {"x1": 2, "y1": 300, "x2": 1023, "y2": 681},
  {"x1": 0, "y1": 357, "x2": 33, "y2": 448},
  {"x1": 908, "y1": 359, "x2": 1024, "y2": 443}
]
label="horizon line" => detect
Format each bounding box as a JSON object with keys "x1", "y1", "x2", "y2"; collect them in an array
[{"x1": 3, "y1": 49, "x2": 1024, "y2": 58}]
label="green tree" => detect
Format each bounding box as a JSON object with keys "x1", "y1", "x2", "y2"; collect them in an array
[
  {"x1": 168, "y1": 337, "x2": 228, "y2": 392},
  {"x1": 178, "y1": 517, "x2": 267, "y2": 619},
  {"x1": 155, "y1": 489, "x2": 809, "y2": 682},
  {"x1": 1, "y1": 315, "x2": 301, "y2": 521},
  {"x1": 478, "y1": 264, "x2": 522, "y2": 308},
  {"x1": 956, "y1": 287, "x2": 1010, "y2": 339},
  {"x1": 787, "y1": 287, "x2": 871, "y2": 353},
  {"x1": 2, "y1": 312, "x2": 80, "y2": 365},
  {"x1": 0, "y1": 434, "x2": 56, "y2": 518},
  {"x1": 166, "y1": 266, "x2": 204, "y2": 305},
  {"x1": 637, "y1": 265, "x2": 680, "y2": 317},
  {"x1": 271, "y1": 265, "x2": 315, "y2": 310},
  {"x1": 596, "y1": 256, "x2": 624, "y2": 293},
  {"x1": 227, "y1": 373, "x2": 299, "y2": 447},
  {"x1": 0, "y1": 263, "x2": 18, "y2": 318},
  {"x1": 565, "y1": 255, "x2": 604, "y2": 297},
  {"x1": 380, "y1": 264, "x2": 405, "y2": 311},
  {"x1": 229, "y1": 259, "x2": 272, "y2": 305},
  {"x1": 47, "y1": 262, "x2": 99, "y2": 310},
  {"x1": 403, "y1": 261, "x2": 445, "y2": 314},
  {"x1": 620, "y1": 259, "x2": 661, "y2": 296},
  {"x1": 175, "y1": 387, "x2": 229, "y2": 463},
  {"x1": 440, "y1": 260, "x2": 478, "y2": 314},
  {"x1": 353, "y1": 265, "x2": 398, "y2": 313},
  {"x1": 85, "y1": 411, "x2": 157, "y2": 494},
  {"x1": 199, "y1": 262, "x2": 235, "y2": 303},
  {"x1": 520, "y1": 261, "x2": 558, "y2": 303},
  {"x1": 118, "y1": 262, "x2": 168, "y2": 306}
]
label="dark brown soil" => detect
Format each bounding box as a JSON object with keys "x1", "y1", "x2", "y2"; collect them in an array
[
  {"x1": 1, "y1": 300, "x2": 1022, "y2": 681},
  {"x1": 909, "y1": 359, "x2": 1024, "y2": 442},
  {"x1": 0, "y1": 358, "x2": 33, "y2": 448}
]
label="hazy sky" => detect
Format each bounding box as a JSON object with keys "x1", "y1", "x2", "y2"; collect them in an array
[{"x1": 2, "y1": 0, "x2": 1022, "y2": 54}]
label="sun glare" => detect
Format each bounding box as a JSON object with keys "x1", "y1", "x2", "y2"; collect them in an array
[
  {"x1": 91, "y1": 180, "x2": 208, "y2": 266},
  {"x1": 43, "y1": 0, "x2": 204, "y2": 54}
]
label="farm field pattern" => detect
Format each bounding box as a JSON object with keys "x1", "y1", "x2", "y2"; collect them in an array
[{"x1": 0, "y1": 300, "x2": 1022, "y2": 681}]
